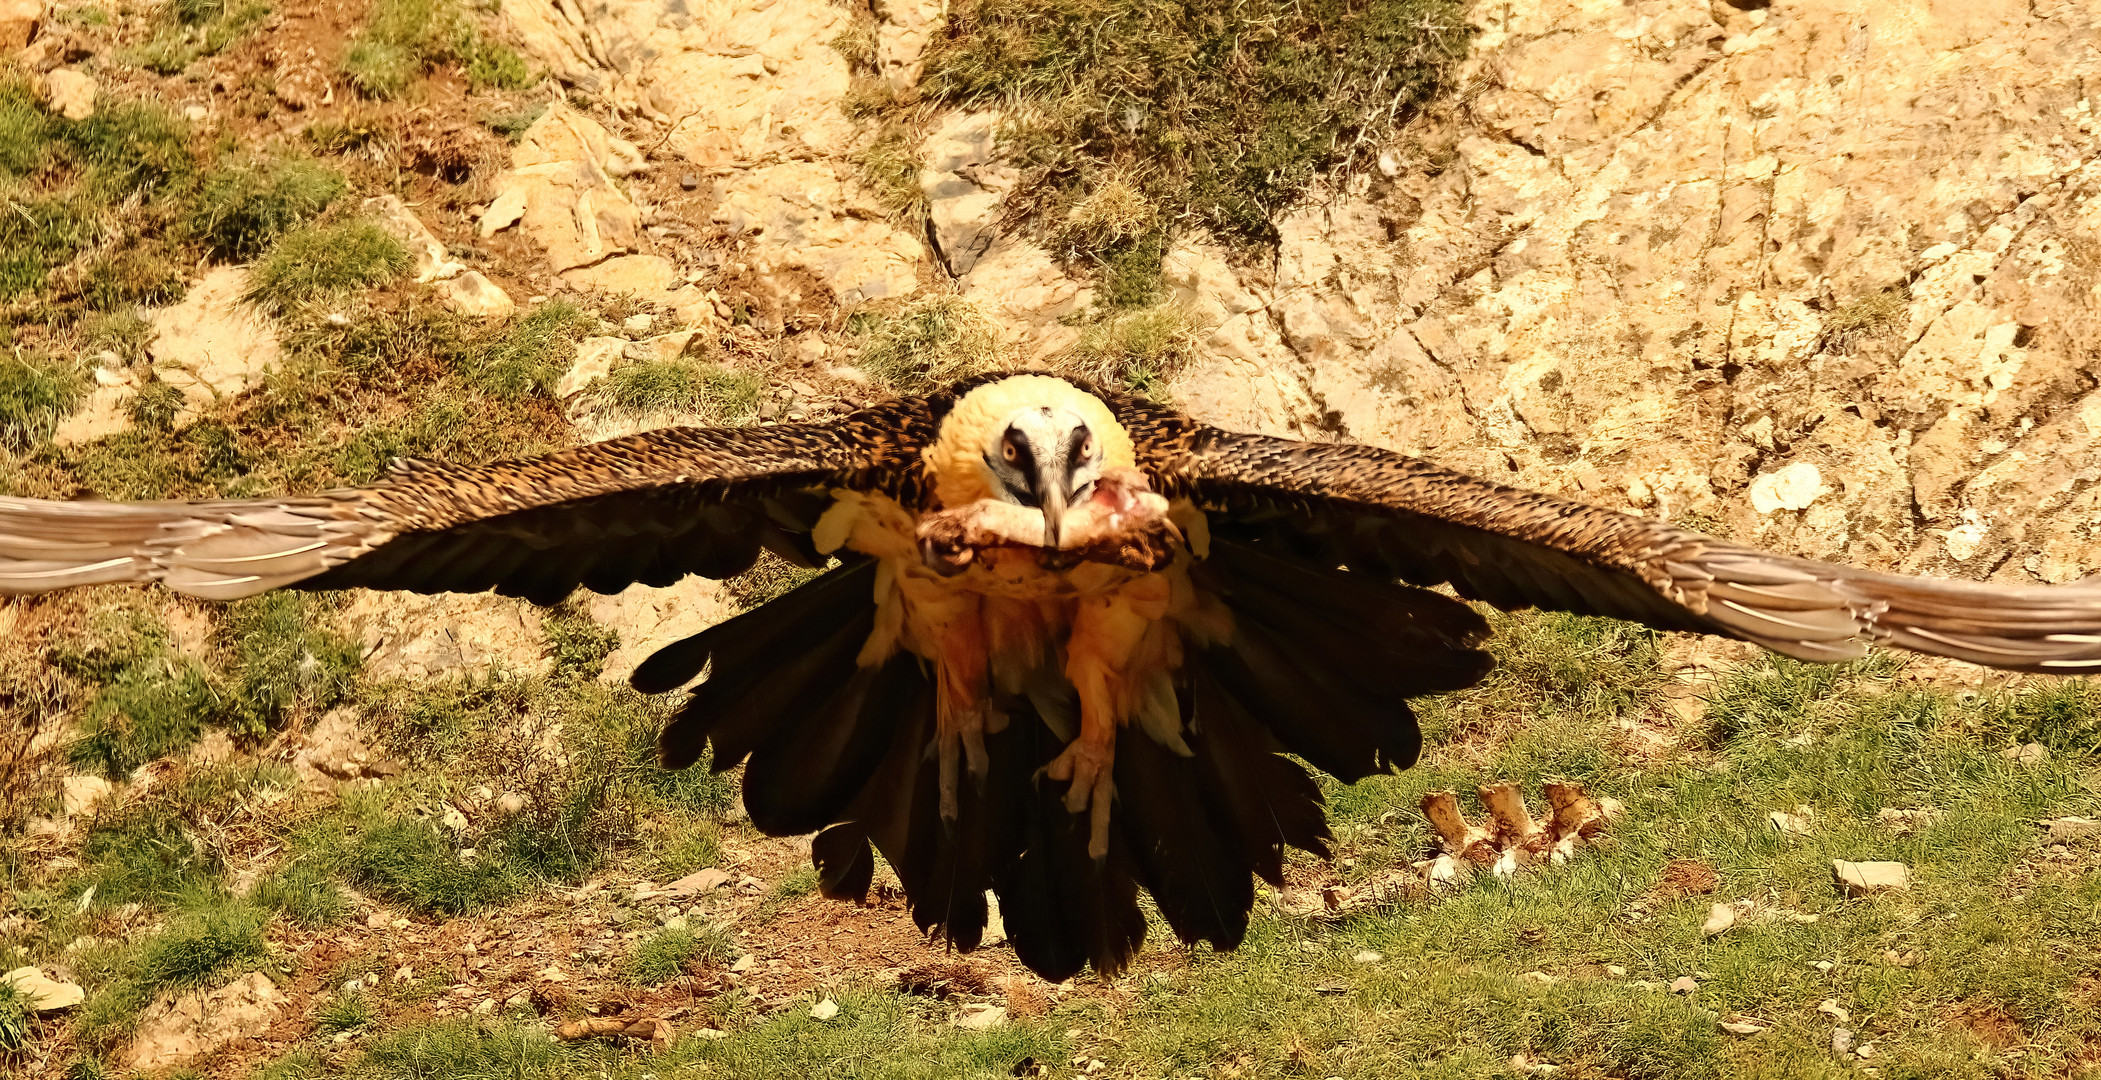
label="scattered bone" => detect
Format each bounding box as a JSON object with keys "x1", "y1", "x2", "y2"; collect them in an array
[
  {"x1": 809, "y1": 998, "x2": 840, "y2": 1021},
  {"x1": 1831, "y1": 1028, "x2": 1855, "y2": 1055},
  {"x1": 554, "y1": 1016, "x2": 672, "y2": 1051},
  {"x1": 953, "y1": 1003, "x2": 1007, "y2": 1030},
  {"x1": 1543, "y1": 783, "x2": 1619, "y2": 863},
  {"x1": 1719, "y1": 1015, "x2": 1769, "y2": 1035},
  {"x1": 1701, "y1": 903, "x2": 1737, "y2": 938},
  {"x1": 1817, "y1": 998, "x2": 1851, "y2": 1023},
  {"x1": 2, "y1": 967, "x2": 84, "y2": 1011},
  {"x1": 1669, "y1": 976, "x2": 1698, "y2": 994},
  {"x1": 1419, "y1": 791, "x2": 1497, "y2": 865}
]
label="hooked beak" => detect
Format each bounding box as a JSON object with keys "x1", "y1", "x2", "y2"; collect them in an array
[{"x1": 1039, "y1": 478, "x2": 1069, "y2": 550}]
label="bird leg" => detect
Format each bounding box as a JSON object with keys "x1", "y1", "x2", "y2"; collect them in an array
[
  {"x1": 901, "y1": 582, "x2": 992, "y2": 822},
  {"x1": 1041, "y1": 583, "x2": 1162, "y2": 859}
]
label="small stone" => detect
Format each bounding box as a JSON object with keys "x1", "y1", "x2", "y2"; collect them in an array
[
  {"x1": 1813, "y1": 960, "x2": 1835, "y2": 972},
  {"x1": 1817, "y1": 999, "x2": 1851, "y2": 1023},
  {"x1": 60, "y1": 775, "x2": 113, "y2": 817},
  {"x1": 183, "y1": 104, "x2": 207, "y2": 121},
  {"x1": 1605, "y1": 965, "x2": 1628, "y2": 977},
  {"x1": 810, "y1": 998, "x2": 840, "y2": 1021},
  {"x1": 538, "y1": 965, "x2": 566, "y2": 983},
  {"x1": 438, "y1": 271, "x2": 516, "y2": 317},
  {"x1": 1519, "y1": 970, "x2": 1557, "y2": 984},
  {"x1": 42, "y1": 68, "x2": 95, "y2": 120},
  {"x1": 730, "y1": 955, "x2": 754, "y2": 974},
  {"x1": 1831, "y1": 1027, "x2": 1855, "y2": 1055},
  {"x1": 954, "y1": 1003, "x2": 1006, "y2": 1030},
  {"x1": 1668, "y1": 976, "x2": 1698, "y2": 995},
  {"x1": 680, "y1": 172, "x2": 700, "y2": 191},
  {"x1": 3, "y1": 967, "x2": 85, "y2": 1011},
  {"x1": 390, "y1": 918, "x2": 409, "y2": 930},
  {"x1": 1352, "y1": 950, "x2": 1382, "y2": 964},
  {"x1": 441, "y1": 807, "x2": 468, "y2": 832},
  {"x1": 2002, "y1": 743, "x2": 2050, "y2": 766},
  {"x1": 1701, "y1": 903, "x2": 1737, "y2": 938},
  {"x1": 366, "y1": 913, "x2": 390, "y2": 930},
  {"x1": 1749, "y1": 462, "x2": 1827, "y2": 514},
  {"x1": 665, "y1": 867, "x2": 732, "y2": 897},
  {"x1": 1768, "y1": 806, "x2": 1815, "y2": 837},
  {"x1": 1719, "y1": 1015, "x2": 1768, "y2": 1036},
  {"x1": 1832, "y1": 860, "x2": 1911, "y2": 897},
  {"x1": 663, "y1": 915, "x2": 690, "y2": 931},
  {"x1": 1855, "y1": 1041, "x2": 1878, "y2": 1060},
  {"x1": 472, "y1": 998, "x2": 496, "y2": 1015},
  {"x1": 623, "y1": 313, "x2": 654, "y2": 335},
  {"x1": 495, "y1": 792, "x2": 527, "y2": 815},
  {"x1": 393, "y1": 965, "x2": 413, "y2": 983}
]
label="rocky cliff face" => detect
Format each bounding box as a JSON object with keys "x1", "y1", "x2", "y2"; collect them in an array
[{"x1": 490, "y1": 0, "x2": 2101, "y2": 583}]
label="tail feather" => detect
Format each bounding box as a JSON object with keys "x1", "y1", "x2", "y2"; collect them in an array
[
  {"x1": 1114, "y1": 720, "x2": 1252, "y2": 952},
  {"x1": 1188, "y1": 665, "x2": 1331, "y2": 882}
]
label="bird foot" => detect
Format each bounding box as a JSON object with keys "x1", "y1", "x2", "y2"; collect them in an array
[{"x1": 1040, "y1": 738, "x2": 1116, "y2": 859}]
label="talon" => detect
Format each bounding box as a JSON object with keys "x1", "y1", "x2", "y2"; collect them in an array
[{"x1": 1042, "y1": 738, "x2": 1116, "y2": 857}]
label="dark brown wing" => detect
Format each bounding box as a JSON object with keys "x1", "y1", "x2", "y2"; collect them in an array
[
  {"x1": 1116, "y1": 402, "x2": 2101, "y2": 674},
  {"x1": 0, "y1": 412, "x2": 928, "y2": 606}
]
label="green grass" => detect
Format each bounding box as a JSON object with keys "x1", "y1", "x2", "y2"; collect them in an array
[
  {"x1": 317, "y1": 992, "x2": 377, "y2": 1034},
  {"x1": 542, "y1": 604, "x2": 618, "y2": 682},
  {"x1": 592, "y1": 359, "x2": 763, "y2": 422},
  {"x1": 1823, "y1": 286, "x2": 1911, "y2": 353},
  {"x1": 1056, "y1": 302, "x2": 1194, "y2": 396},
  {"x1": 0, "y1": 351, "x2": 89, "y2": 452},
  {"x1": 0, "y1": 975, "x2": 32, "y2": 1050},
  {"x1": 126, "y1": 0, "x2": 270, "y2": 74},
  {"x1": 343, "y1": 0, "x2": 534, "y2": 99},
  {"x1": 72, "y1": 897, "x2": 270, "y2": 1051},
  {"x1": 723, "y1": 552, "x2": 829, "y2": 612},
  {"x1": 218, "y1": 591, "x2": 363, "y2": 737},
  {"x1": 626, "y1": 924, "x2": 737, "y2": 984},
  {"x1": 849, "y1": 126, "x2": 930, "y2": 232},
  {"x1": 188, "y1": 158, "x2": 347, "y2": 262},
  {"x1": 252, "y1": 862, "x2": 350, "y2": 928},
  {"x1": 0, "y1": 194, "x2": 98, "y2": 302},
  {"x1": 849, "y1": 295, "x2": 1006, "y2": 394},
  {"x1": 919, "y1": 0, "x2": 1471, "y2": 276},
  {"x1": 246, "y1": 221, "x2": 410, "y2": 311}
]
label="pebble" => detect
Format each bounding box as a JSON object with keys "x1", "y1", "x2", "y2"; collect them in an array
[{"x1": 680, "y1": 172, "x2": 700, "y2": 191}]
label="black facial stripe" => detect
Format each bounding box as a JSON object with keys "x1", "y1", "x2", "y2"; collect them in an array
[{"x1": 1064, "y1": 424, "x2": 1092, "y2": 467}]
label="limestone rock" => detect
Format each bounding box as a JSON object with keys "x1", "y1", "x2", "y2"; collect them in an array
[
  {"x1": 1832, "y1": 860, "x2": 1911, "y2": 898},
  {"x1": 126, "y1": 972, "x2": 283, "y2": 1071},
  {"x1": 876, "y1": 0, "x2": 944, "y2": 90},
  {"x1": 51, "y1": 357, "x2": 138, "y2": 447},
  {"x1": 1748, "y1": 463, "x2": 1828, "y2": 515},
  {"x1": 363, "y1": 194, "x2": 464, "y2": 283},
  {"x1": 713, "y1": 161, "x2": 922, "y2": 306},
  {"x1": 502, "y1": 0, "x2": 855, "y2": 166},
  {"x1": 41, "y1": 66, "x2": 93, "y2": 119},
  {"x1": 2, "y1": 966, "x2": 83, "y2": 1011},
  {"x1": 438, "y1": 271, "x2": 516, "y2": 317},
  {"x1": 556, "y1": 336, "x2": 627, "y2": 399},
  {"x1": 585, "y1": 578, "x2": 738, "y2": 684},
  {"x1": 959, "y1": 238, "x2": 1087, "y2": 358},
  {"x1": 562, "y1": 253, "x2": 676, "y2": 300},
  {"x1": 290, "y1": 708, "x2": 400, "y2": 787},
  {"x1": 919, "y1": 112, "x2": 1009, "y2": 276},
  {"x1": 0, "y1": 0, "x2": 41, "y2": 51},
  {"x1": 1152, "y1": 0, "x2": 2101, "y2": 581},
  {"x1": 480, "y1": 102, "x2": 641, "y2": 273},
  {"x1": 341, "y1": 591, "x2": 549, "y2": 679},
  {"x1": 148, "y1": 267, "x2": 280, "y2": 417},
  {"x1": 59, "y1": 774, "x2": 112, "y2": 817}
]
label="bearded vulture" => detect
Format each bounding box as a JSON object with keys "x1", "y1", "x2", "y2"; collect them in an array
[{"x1": 5, "y1": 372, "x2": 2100, "y2": 980}]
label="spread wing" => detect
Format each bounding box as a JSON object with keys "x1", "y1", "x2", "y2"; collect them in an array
[
  {"x1": 1150, "y1": 424, "x2": 2101, "y2": 674},
  {"x1": 0, "y1": 418, "x2": 918, "y2": 605}
]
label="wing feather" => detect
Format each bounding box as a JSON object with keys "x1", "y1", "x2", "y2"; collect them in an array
[
  {"x1": 0, "y1": 418, "x2": 913, "y2": 603},
  {"x1": 1146, "y1": 423, "x2": 2101, "y2": 675}
]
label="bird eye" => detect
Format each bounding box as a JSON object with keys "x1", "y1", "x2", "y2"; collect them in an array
[
  {"x1": 1081, "y1": 436, "x2": 1096, "y2": 459},
  {"x1": 1002, "y1": 442, "x2": 1018, "y2": 462}
]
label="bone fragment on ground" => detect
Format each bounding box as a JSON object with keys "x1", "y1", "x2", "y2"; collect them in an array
[
  {"x1": 1478, "y1": 781, "x2": 1547, "y2": 850},
  {"x1": 1542, "y1": 781, "x2": 1614, "y2": 864},
  {"x1": 1419, "y1": 790, "x2": 1497, "y2": 864},
  {"x1": 554, "y1": 1015, "x2": 673, "y2": 1050}
]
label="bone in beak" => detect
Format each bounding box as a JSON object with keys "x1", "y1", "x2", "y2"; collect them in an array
[{"x1": 1039, "y1": 481, "x2": 1069, "y2": 550}]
